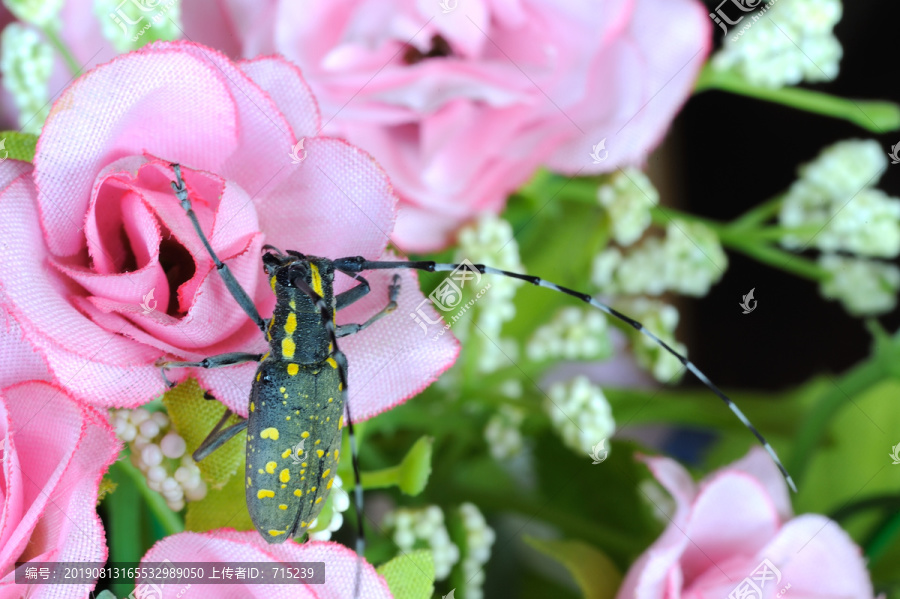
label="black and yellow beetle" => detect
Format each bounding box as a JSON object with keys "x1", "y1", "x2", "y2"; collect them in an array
[{"x1": 158, "y1": 159, "x2": 797, "y2": 595}]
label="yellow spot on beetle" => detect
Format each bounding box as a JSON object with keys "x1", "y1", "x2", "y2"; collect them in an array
[
  {"x1": 290, "y1": 300, "x2": 296, "y2": 309},
  {"x1": 268, "y1": 529, "x2": 285, "y2": 537},
  {"x1": 279, "y1": 504, "x2": 288, "y2": 510},
  {"x1": 285, "y1": 312, "x2": 297, "y2": 334},
  {"x1": 338, "y1": 416, "x2": 344, "y2": 430},
  {"x1": 257, "y1": 489, "x2": 275, "y2": 499},
  {"x1": 281, "y1": 449, "x2": 292, "y2": 459},
  {"x1": 334, "y1": 449, "x2": 339, "y2": 459},
  {"x1": 247, "y1": 476, "x2": 252, "y2": 486},
  {"x1": 265, "y1": 461, "x2": 277, "y2": 474},
  {"x1": 315, "y1": 497, "x2": 322, "y2": 504},
  {"x1": 256, "y1": 372, "x2": 261, "y2": 382},
  {"x1": 260, "y1": 427, "x2": 280, "y2": 440},
  {"x1": 257, "y1": 468, "x2": 264, "y2": 474},
  {"x1": 279, "y1": 387, "x2": 286, "y2": 393},
  {"x1": 286, "y1": 416, "x2": 291, "y2": 421},
  {"x1": 327, "y1": 478, "x2": 334, "y2": 489},
  {"x1": 280, "y1": 469, "x2": 290, "y2": 483},
  {"x1": 301, "y1": 431, "x2": 310, "y2": 438},
  {"x1": 250, "y1": 401, "x2": 255, "y2": 412},
  {"x1": 270, "y1": 276, "x2": 277, "y2": 291},
  {"x1": 282, "y1": 338, "x2": 296, "y2": 359},
  {"x1": 287, "y1": 363, "x2": 299, "y2": 376},
  {"x1": 322, "y1": 469, "x2": 331, "y2": 478},
  {"x1": 326, "y1": 357, "x2": 338, "y2": 369},
  {"x1": 309, "y1": 263, "x2": 324, "y2": 296},
  {"x1": 317, "y1": 449, "x2": 324, "y2": 458}
]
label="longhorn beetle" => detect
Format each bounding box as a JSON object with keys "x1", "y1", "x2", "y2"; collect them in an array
[{"x1": 158, "y1": 164, "x2": 796, "y2": 597}]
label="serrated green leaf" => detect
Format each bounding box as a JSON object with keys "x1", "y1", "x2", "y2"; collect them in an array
[
  {"x1": 163, "y1": 379, "x2": 245, "y2": 489},
  {"x1": 524, "y1": 537, "x2": 621, "y2": 599},
  {"x1": 376, "y1": 549, "x2": 435, "y2": 599},
  {"x1": 0, "y1": 131, "x2": 37, "y2": 162},
  {"x1": 185, "y1": 448, "x2": 254, "y2": 533}
]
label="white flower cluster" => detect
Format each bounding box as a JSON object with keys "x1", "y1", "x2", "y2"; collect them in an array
[
  {"x1": 1, "y1": 24, "x2": 53, "y2": 134},
  {"x1": 458, "y1": 503, "x2": 496, "y2": 599},
  {"x1": 598, "y1": 169, "x2": 658, "y2": 246},
  {"x1": 3, "y1": 0, "x2": 63, "y2": 26},
  {"x1": 484, "y1": 380, "x2": 525, "y2": 460},
  {"x1": 455, "y1": 214, "x2": 524, "y2": 372},
  {"x1": 95, "y1": 0, "x2": 183, "y2": 53},
  {"x1": 819, "y1": 254, "x2": 900, "y2": 316},
  {"x1": 544, "y1": 376, "x2": 615, "y2": 455},
  {"x1": 780, "y1": 140, "x2": 899, "y2": 258},
  {"x1": 308, "y1": 475, "x2": 350, "y2": 541},
  {"x1": 712, "y1": 0, "x2": 843, "y2": 88},
  {"x1": 620, "y1": 298, "x2": 686, "y2": 383},
  {"x1": 384, "y1": 505, "x2": 460, "y2": 581},
  {"x1": 592, "y1": 220, "x2": 726, "y2": 298},
  {"x1": 526, "y1": 306, "x2": 611, "y2": 362},
  {"x1": 112, "y1": 408, "x2": 206, "y2": 511}
]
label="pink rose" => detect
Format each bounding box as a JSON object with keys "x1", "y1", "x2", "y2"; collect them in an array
[
  {"x1": 618, "y1": 448, "x2": 876, "y2": 599},
  {"x1": 137, "y1": 530, "x2": 392, "y2": 598},
  {"x1": 0, "y1": 315, "x2": 121, "y2": 598},
  {"x1": 0, "y1": 41, "x2": 458, "y2": 421},
  {"x1": 182, "y1": 0, "x2": 711, "y2": 250}
]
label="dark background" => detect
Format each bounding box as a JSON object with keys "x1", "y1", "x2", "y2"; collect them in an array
[{"x1": 672, "y1": 0, "x2": 900, "y2": 389}]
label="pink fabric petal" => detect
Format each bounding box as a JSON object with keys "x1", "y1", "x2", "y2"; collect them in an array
[
  {"x1": 238, "y1": 55, "x2": 322, "y2": 138},
  {"x1": 139, "y1": 530, "x2": 392, "y2": 598},
  {"x1": 0, "y1": 381, "x2": 120, "y2": 598}
]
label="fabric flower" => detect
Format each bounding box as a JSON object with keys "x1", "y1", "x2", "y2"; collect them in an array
[
  {"x1": 136, "y1": 530, "x2": 392, "y2": 598},
  {"x1": 617, "y1": 448, "x2": 876, "y2": 599},
  {"x1": 180, "y1": 0, "x2": 711, "y2": 250},
  {"x1": 0, "y1": 40, "x2": 458, "y2": 421},
  {"x1": 0, "y1": 314, "x2": 121, "y2": 597}
]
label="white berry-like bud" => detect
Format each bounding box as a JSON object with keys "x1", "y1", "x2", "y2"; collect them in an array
[
  {"x1": 138, "y1": 418, "x2": 160, "y2": 440},
  {"x1": 160, "y1": 432, "x2": 186, "y2": 459}
]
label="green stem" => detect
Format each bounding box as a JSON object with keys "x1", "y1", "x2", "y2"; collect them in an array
[
  {"x1": 731, "y1": 194, "x2": 785, "y2": 229},
  {"x1": 695, "y1": 64, "x2": 900, "y2": 133},
  {"x1": 721, "y1": 235, "x2": 829, "y2": 281},
  {"x1": 112, "y1": 459, "x2": 184, "y2": 536},
  {"x1": 731, "y1": 224, "x2": 824, "y2": 242},
  {"x1": 830, "y1": 494, "x2": 900, "y2": 522},
  {"x1": 41, "y1": 26, "x2": 81, "y2": 77}
]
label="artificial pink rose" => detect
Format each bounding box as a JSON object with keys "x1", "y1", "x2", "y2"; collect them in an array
[
  {"x1": 0, "y1": 40, "x2": 458, "y2": 422},
  {"x1": 0, "y1": 316, "x2": 121, "y2": 598},
  {"x1": 618, "y1": 448, "x2": 876, "y2": 599},
  {"x1": 136, "y1": 530, "x2": 392, "y2": 598},
  {"x1": 181, "y1": 0, "x2": 711, "y2": 250}
]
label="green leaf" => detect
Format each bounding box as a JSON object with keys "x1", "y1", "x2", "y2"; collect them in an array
[
  {"x1": 796, "y1": 378, "x2": 900, "y2": 538},
  {"x1": 524, "y1": 537, "x2": 622, "y2": 599},
  {"x1": 185, "y1": 448, "x2": 254, "y2": 533},
  {"x1": 356, "y1": 436, "x2": 434, "y2": 495},
  {"x1": 0, "y1": 131, "x2": 37, "y2": 162},
  {"x1": 163, "y1": 379, "x2": 245, "y2": 489},
  {"x1": 376, "y1": 549, "x2": 435, "y2": 599}
]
